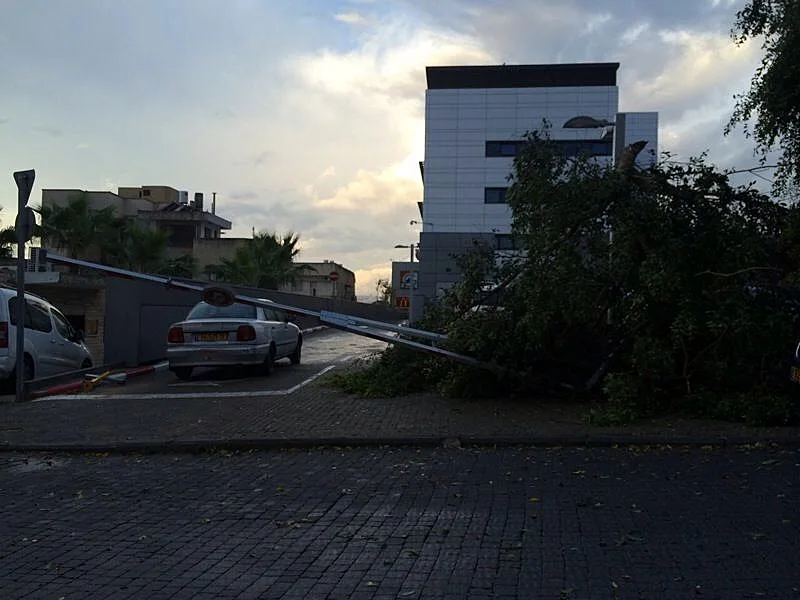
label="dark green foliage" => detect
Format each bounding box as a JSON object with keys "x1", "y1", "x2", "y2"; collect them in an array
[
  {"x1": 326, "y1": 130, "x2": 800, "y2": 426},
  {"x1": 727, "y1": 0, "x2": 800, "y2": 193}
]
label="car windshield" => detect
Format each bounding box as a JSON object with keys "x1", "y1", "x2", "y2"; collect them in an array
[{"x1": 186, "y1": 302, "x2": 257, "y2": 321}]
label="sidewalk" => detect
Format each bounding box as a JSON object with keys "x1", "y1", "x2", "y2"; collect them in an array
[{"x1": 2, "y1": 379, "x2": 799, "y2": 452}]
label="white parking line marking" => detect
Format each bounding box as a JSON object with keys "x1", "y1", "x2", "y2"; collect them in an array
[
  {"x1": 168, "y1": 381, "x2": 222, "y2": 388},
  {"x1": 33, "y1": 365, "x2": 338, "y2": 402}
]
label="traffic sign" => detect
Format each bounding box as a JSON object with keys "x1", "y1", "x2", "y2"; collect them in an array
[
  {"x1": 329, "y1": 271, "x2": 339, "y2": 282},
  {"x1": 395, "y1": 295, "x2": 409, "y2": 309},
  {"x1": 15, "y1": 206, "x2": 36, "y2": 242}
]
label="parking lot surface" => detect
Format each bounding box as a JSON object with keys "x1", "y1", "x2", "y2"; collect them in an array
[
  {"x1": 1, "y1": 446, "x2": 798, "y2": 599},
  {"x1": 50, "y1": 329, "x2": 386, "y2": 400}
]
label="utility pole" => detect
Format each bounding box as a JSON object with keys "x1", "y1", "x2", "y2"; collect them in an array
[{"x1": 13, "y1": 169, "x2": 36, "y2": 402}]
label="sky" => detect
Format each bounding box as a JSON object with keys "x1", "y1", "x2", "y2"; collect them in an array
[{"x1": 0, "y1": 0, "x2": 766, "y2": 300}]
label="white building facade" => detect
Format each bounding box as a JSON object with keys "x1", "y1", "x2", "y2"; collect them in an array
[{"x1": 411, "y1": 63, "x2": 658, "y2": 320}]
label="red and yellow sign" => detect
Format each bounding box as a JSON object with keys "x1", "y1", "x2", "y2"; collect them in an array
[{"x1": 394, "y1": 295, "x2": 409, "y2": 309}]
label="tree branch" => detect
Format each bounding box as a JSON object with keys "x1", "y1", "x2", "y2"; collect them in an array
[{"x1": 695, "y1": 266, "x2": 781, "y2": 278}]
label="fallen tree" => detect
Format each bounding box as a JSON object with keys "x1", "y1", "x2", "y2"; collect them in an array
[{"x1": 328, "y1": 131, "x2": 800, "y2": 425}]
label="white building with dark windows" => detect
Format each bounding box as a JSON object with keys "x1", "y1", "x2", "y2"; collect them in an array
[{"x1": 410, "y1": 62, "x2": 659, "y2": 320}]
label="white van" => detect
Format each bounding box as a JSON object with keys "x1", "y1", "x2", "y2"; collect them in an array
[{"x1": 0, "y1": 287, "x2": 94, "y2": 388}]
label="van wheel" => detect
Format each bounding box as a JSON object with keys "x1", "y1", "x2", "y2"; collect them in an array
[
  {"x1": 173, "y1": 367, "x2": 193, "y2": 381},
  {"x1": 289, "y1": 337, "x2": 302, "y2": 365},
  {"x1": 262, "y1": 345, "x2": 276, "y2": 375}
]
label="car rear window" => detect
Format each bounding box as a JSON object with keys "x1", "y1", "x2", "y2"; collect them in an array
[{"x1": 186, "y1": 302, "x2": 257, "y2": 320}]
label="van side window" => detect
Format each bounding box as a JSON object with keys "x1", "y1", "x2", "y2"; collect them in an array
[
  {"x1": 27, "y1": 301, "x2": 53, "y2": 333},
  {"x1": 8, "y1": 298, "x2": 55, "y2": 333},
  {"x1": 52, "y1": 309, "x2": 74, "y2": 340},
  {"x1": 263, "y1": 308, "x2": 278, "y2": 321}
]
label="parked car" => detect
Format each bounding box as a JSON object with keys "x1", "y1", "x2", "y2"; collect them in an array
[
  {"x1": 166, "y1": 299, "x2": 302, "y2": 380},
  {"x1": 0, "y1": 287, "x2": 93, "y2": 390}
]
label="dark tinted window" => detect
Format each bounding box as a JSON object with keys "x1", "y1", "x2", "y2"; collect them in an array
[
  {"x1": 28, "y1": 302, "x2": 53, "y2": 332},
  {"x1": 495, "y1": 234, "x2": 520, "y2": 250},
  {"x1": 186, "y1": 302, "x2": 257, "y2": 320},
  {"x1": 484, "y1": 187, "x2": 508, "y2": 204},
  {"x1": 486, "y1": 139, "x2": 612, "y2": 158},
  {"x1": 8, "y1": 298, "x2": 53, "y2": 332}
]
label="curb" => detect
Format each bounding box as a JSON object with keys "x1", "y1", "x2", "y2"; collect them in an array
[
  {"x1": 1, "y1": 433, "x2": 798, "y2": 455},
  {"x1": 29, "y1": 361, "x2": 170, "y2": 400}
]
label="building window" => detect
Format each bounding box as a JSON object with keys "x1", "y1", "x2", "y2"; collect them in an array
[
  {"x1": 486, "y1": 139, "x2": 612, "y2": 158},
  {"x1": 142, "y1": 189, "x2": 151, "y2": 197},
  {"x1": 495, "y1": 234, "x2": 519, "y2": 250},
  {"x1": 484, "y1": 187, "x2": 508, "y2": 204}
]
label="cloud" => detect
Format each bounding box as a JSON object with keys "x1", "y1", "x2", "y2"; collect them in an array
[{"x1": 335, "y1": 11, "x2": 367, "y2": 25}]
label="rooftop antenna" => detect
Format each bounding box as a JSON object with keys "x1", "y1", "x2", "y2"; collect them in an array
[{"x1": 212, "y1": 192, "x2": 216, "y2": 215}]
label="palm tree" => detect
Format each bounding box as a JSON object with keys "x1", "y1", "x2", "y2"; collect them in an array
[
  {"x1": 213, "y1": 231, "x2": 310, "y2": 289},
  {"x1": 116, "y1": 224, "x2": 168, "y2": 273},
  {"x1": 159, "y1": 254, "x2": 196, "y2": 278},
  {"x1": 0, "y1": 226, "x2": 16, "y2": 259},
  {"x1": 35, "y1": 192, "x2": 117, "y2": 260}
]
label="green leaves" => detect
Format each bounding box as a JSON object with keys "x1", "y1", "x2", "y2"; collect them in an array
[{"x1": 210, "y1": 231, "x2": 307, "y2": 290}]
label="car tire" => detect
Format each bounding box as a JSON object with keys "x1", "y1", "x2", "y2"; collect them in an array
[
  {"x1": 81, "y1": 359, "x2": 92, "y2": 369},
  {"x1": 262, "y1": 344, "x2": 276, "y2": 376},
  {"x1": 173, "y1": 367, "x2": 193, "y2": 381},
  {"x1": 289, "y1": 337, "x2": 302, "y2": 365}
]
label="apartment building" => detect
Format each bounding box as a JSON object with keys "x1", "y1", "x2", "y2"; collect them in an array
[{"x1": 410, "y1": 62, "x2": 659, "y2": 320}]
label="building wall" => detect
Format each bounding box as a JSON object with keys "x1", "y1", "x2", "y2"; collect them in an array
[
  {"x1": 280, "y1": 262, "x2": 356, "y2": 301},
  {"x1": 423, "y1": 85, "x2": 619, "y2": 234},
  {"x1": 118, "y1": 185, "x2": 179, "y2": 205},
  {"x1": 613, "y1": 112, "x2": 659, "y2": 167},
  {"x1": 192, "y1": 237, "x2": 250, "y2": 278}
]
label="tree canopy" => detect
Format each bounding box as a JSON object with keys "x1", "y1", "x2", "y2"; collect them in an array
[
  {"x1": 330, "y1": 133, "x2": 800, "y2": 426},
  {"x1": 211, "y1": 231, "x2": 308, "y2": 290},
  {"x1": 727, "y1": 0, "x2": 800, "y2": 192}
]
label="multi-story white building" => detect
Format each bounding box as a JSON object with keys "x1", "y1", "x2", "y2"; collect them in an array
[{"x1": 410, "y1": 62, "x2": 659, "y2": 320}]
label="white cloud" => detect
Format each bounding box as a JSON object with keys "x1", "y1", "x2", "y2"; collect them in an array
[{"x1": 335, "y1": 11, "x2": 367, "y2": 25}]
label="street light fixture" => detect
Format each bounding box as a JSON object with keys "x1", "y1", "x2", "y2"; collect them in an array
[
  {"x1": 563, "y1": 115, "x2": 616, "y2": 142},
  {"x1": 410, "y1": 220, "x2": 433, "y2": 228},
  {"x1": 394, "y1": 243, "x2": 416, "y2": 263}
]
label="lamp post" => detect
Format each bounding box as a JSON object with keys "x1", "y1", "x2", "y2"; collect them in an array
[
  {"x1": 564, "y1": 115, "x2": 619, "y2": 326},
  {"x1": 394, "y1": 243, "x2": 416, "y2": 263}
]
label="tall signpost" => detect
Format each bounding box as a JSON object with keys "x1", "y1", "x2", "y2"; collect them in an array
[{"x1": 13, "y1": 169, "x2": 36, "y2": 402}]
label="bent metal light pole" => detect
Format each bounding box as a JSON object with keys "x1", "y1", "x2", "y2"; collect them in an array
[{"x1": 37, "y1": 251, "x2": 519, "y2": 377}]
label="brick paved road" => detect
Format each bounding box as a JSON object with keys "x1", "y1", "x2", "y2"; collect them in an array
[{"x1": 1, "y1": 446, "x2": 798, "y2": 599}]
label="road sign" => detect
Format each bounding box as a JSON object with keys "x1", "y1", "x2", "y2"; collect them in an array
[
  {"x1": 202, "y1": 285, "x2": 236, "y2": 307},
  {"x1": 15, "y1": 206, "x2": 36, "y2": 242},
  {"x1": 329, "y1": 271, "x2": 339, "y2": 282},
  {"x1": 13, "y1": 170, "x2": 35, "y2": 202},
  {"x1": 395, "y1": 295, "x2": 409, "y2": 309}
]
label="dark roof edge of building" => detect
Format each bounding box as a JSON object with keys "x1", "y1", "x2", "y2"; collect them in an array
[{"x1": 426, "y1": 62, "x2": 620, "y2": 89}]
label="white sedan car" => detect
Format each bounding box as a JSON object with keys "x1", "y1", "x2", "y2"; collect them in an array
[{"x1": 166, "y1": 299, "x2": 302, "y2": 380}]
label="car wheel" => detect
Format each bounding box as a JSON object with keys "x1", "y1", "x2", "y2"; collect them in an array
[
  {"x1": 81, "y1": 359, "x2": 92, "y2": 369},
  {"x1": 289, "y1": 337, "x2": 302, "y2": 365},
  {"x1": 262, "y1": 344, "x2": 276, "y2": 375},
  {"x1": 173, "y1": 367, "x2": 193, "y2": 381}
]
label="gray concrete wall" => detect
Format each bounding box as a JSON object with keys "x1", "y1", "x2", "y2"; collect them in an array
[
  {"x1": 411, "y1": 231, "x2": 495, "y2": 321},
  {"x1": 104, "y1": 277, "x2": 406, "y2": 366}
]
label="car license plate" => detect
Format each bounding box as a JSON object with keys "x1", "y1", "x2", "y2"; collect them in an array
[
  {"x1": 196, "y1": 332, "x2": 227, "y2": 342},
  {"x1": 791, "y1": 367, "x2": 800, "y2": 383}
]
